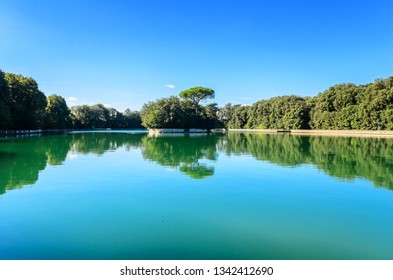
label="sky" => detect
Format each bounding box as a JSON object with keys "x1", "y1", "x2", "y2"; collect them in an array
[{"x1": 1, "y1": 0, "x2": 393, "y2": 111}]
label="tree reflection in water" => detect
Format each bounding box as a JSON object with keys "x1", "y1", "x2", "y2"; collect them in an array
[
  {"x1": 140, "y1": 134, "x2": 219, "y2": 179},
  {"x1": 1, "y1": 132, "x2": 392, "y2": 194}
]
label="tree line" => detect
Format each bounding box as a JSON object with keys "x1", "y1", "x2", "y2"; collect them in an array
[
  {"x1": 0, "y1": 70, "x2": 142, "y2": 130},
  {"x1": 225, "y1": 76, "x2": 393, "y2": 130},
  {"x1": 139, "y1": 77, "x2": 393, "y2": 130},
  {"x1": 1, "y1": 69, "x2": 393, "y2": 130}
]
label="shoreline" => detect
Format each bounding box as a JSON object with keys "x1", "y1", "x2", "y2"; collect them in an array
[
  {"x1": 0, "y1": 129, "x2": 72, "y2": 137},
  {"x1": 1, "y1": 128, "x2": 393, "y2": 138},
  {"x1": 0, "y1": 128, "x2": 146, "y2": 138},
  {"x1": 228, "y1": 129, "x2": 393, "y2": 138}
]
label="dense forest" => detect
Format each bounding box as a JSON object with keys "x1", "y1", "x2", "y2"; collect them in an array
[
  {"x1": 0, "y1": 70, "x2": 142, "y2": 130},
  {"x1": 140, "y1": 77, "x2": 393, "y2": 130},
  {"x1": 226, "y1": 77, "x2": 393, "y2": 130},
  {"x1": 1, "y1": 69, "x2": 393, "y2": 130}
]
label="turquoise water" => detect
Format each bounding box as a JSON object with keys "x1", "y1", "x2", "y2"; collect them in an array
[{"x1": 1, "y1": 132, "x2": 393, "y2": 259}]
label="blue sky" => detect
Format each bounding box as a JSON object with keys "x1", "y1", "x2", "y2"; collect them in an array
[{"x1": 1, "y1": 0, "x2": 393, "y2": 111}]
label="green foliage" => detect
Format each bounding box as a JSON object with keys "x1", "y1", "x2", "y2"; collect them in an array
[
  {"x1": 71, "y1": 104, "x2": 142, "y2": 129},
  {"x1": 90, "y1": 104, "x2": 110, "y2": 128},
  {"x1": 226, "y1": 96, "x2": 309, "y2": 129},
  {"x1": 2, "y1": 69, "x2": 393, "y2": 131},
  {"x1": 227, "y1": 105, "x2": 249, "y2": 129},
  {"x1": 141, "y1": 96, "x2": 185, "y2": 128},
  {"x1": 309, "y1": 78, "x2": 393, "y2": 130},
  {"x1": 198, "y1": 103, "x2": 220, "y2": 129},
  {"x1": 44, "y1": 94, "x2": 71, "y2": 129},
  {"x1": 5, "y1": 73, "x2": 47, "y2": 129},
  {"x1": 0, "y1": 70, "x2": 142, "y2": 130},
  {"x1": 123, "y1": 109, "x2": 142, "y2": 128},
  {"x1": 101, "y1": 107, "x2": 142, "y2": 129},
  {"x1": 179, "y1": 86, "x2": 215, "y2": 114},
  {"x1": 0, "y1": 70, "x2": 12, "y2": 129},
  {"x1": 246, "y1": 96, "x2": 310, "y2": 129},
  {"x1": 71, "y1": 105, "x2": 94, "y2": 128},
  {"x1": 217, "y1": 103, "x2": 237, "y2": 128},
  {"x1": 225, "y1": 76, "x2": 393, "y2": 130},
  {"x1": 140, "y1": 95, "x2": 218, "y2": 129}
]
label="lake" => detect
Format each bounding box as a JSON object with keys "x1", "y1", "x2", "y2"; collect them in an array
[{"x1": 1, "y1": 131, "x2": 393, "y2": 259}]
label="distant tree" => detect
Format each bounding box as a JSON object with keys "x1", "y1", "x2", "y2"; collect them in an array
[
  {"x1": 71, "y1": 104, "x2": 142, "y2": 129},
  {"x1": 44, "y1": 94, "x2": 71, "y2": 129},
  {"x1": 5, "y1": 73, "x2": 47, "y2": 129},
  {"x1": 140, "y1": 96, "x2": 185, "y2": 128},
  {"x1": 71, "y1": 104, "x2": 109, "y2": 129},
  {"x1": 198, "y1": 103, "x2": 220, "y2": 129},
  {"x1": 246, "y1": 96, "x2": 309, "y2": 129},
  {"x1": 179, "y1": 86, "x2": 215, "y2": 114},
  {"x1": 123, "y1": 109, "x2": 142, "y2": 128},
  {"x1": 70, "y1": 105, "x2": 94, "y2": 128},
  {"x1": 178, "y1": 99, "x2": 197, "y2": 128},
  {"x1": 217, "y1": 103, "x2": 237, "y2": 128},
  {"x1": 105, "y1": 107, "x2": 122, "y2": 128},
  {"x1": 3, "y1": 69, "x2": 393, "y2": 132},
  {"x1": 227, "y1": 105, "x2": 250, "y2": 129},
  {"x1": 89, "y1": 104, "x2": 109, "y2": 128},
  {"x1": 309, "y1": 78, "x2": 393, "y2": 130}
]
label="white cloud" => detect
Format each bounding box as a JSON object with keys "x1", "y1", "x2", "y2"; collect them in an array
[
  {"x1": 67, "y1": 97, "x2": 78, "y2": 101},
  {"x1": 165, "y1": 84, "x2": 176, "y2": 89},
  {"x1": 103, "y1": 104, "x2": 112, "y2": 108}
]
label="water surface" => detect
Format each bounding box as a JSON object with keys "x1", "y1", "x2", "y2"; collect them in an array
[{"x1": 1, "y1": 132, "x2": 393, "y2": 259}]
